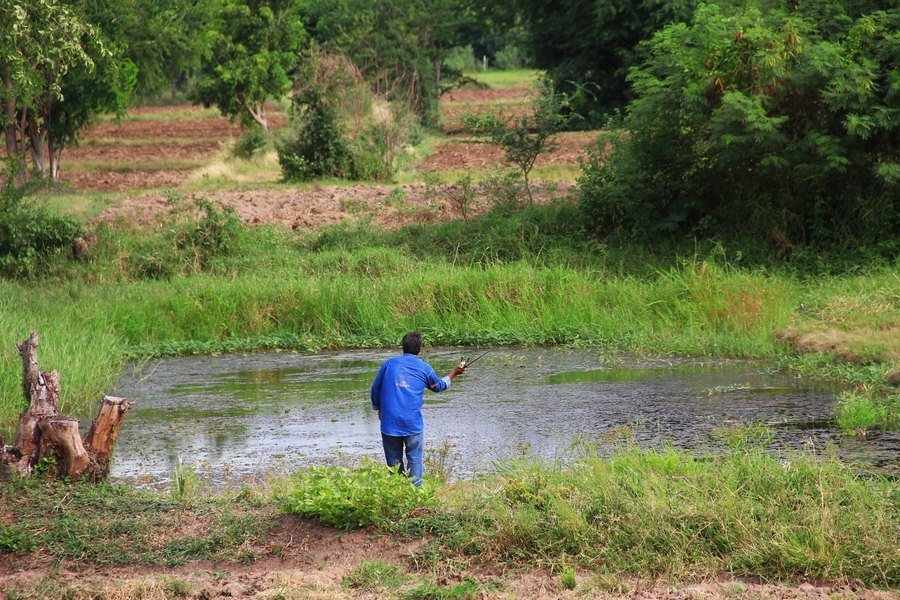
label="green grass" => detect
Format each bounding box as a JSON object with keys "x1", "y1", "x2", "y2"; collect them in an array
[
  {"x1": 343, "y1": 560, "x2": 409, "y2": 590},
  {"x1": 464, "y1": 69, "x2": 542, "y2": 89},
  {"x1": 0, "y1": 478, "x2": 273, "y2": 566},
  {"x1": 834, "y1": 390, "x2": 900, "y2": 434},
  {"x1": 421, "y1": 444, "x2": 899, "y2": 585}
]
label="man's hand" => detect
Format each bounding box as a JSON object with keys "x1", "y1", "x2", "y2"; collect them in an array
[
  {"x1": 377, "y1": 409, "x2": 382, "y2": 420},
  {"x1": 449, "y1": 365, "x2": 467, "y2": 379}
]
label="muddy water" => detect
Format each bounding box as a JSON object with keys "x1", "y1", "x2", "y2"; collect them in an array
[{"x1": 109, "y1": 349, "x2": 898, "y2": 488}]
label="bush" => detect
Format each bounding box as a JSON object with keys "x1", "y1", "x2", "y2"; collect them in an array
[
  {"x1": 277, "y1": 460, "x2": 436, "y2": 529},
  {"x1": 277, "y1": 86, "x2": 355, "y2": 181},
  {"x1": 126, "y1": 197, "x2": 242, "y2": 279},
  {"x1": 0, "y1": 161, "x2": 83, "y2": 277},
  {"x1": 580, "y1": 4, "x2": 900, "y2": 252},
  {"x1": 232, "y1": 125, "x2": 268, "y2": 159}
]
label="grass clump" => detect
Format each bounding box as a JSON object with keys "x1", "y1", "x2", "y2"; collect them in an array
[
  {"x1": 427, "y1": 443, "x2": 899, "y2": 585},
  {"x1": 343, "y1": 560, "x2": 408, "y2": 590},
  {"x1": 277, "y1": 460, "x2": 436, "y2": 530},
  {"x1": 835, "y1": 390, "x2": 899, "y2": 435}
]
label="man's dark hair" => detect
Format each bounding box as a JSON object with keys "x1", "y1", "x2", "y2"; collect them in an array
[{"x1": 402, "y1": 331, "x2": 422, "y2": 355}]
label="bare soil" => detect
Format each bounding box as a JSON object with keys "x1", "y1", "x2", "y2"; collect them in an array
[
  {"x1": 96, "y1": 181, "x2": 575, "y2": 230},
  {"x1": 2, "y1": 516, "x2": 896, "y2": 599},
  {"x1": 418, "y1": 132, "x2": 597, "y2": 172}
]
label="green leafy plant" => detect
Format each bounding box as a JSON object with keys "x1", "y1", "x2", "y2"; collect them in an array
[
  {"x1": 232, "y1": 125, "x2": 268, "y2": 159},
  {"x1": 277, "y1": 86, "x2": 355, "y2": 181},
  {"x1": 0, "y1": 160, "x2": 83, "y2": 278},
  {"x1": 580, "y1": 4, "x2": 900, "y2": 251},
  {"x1": 464, "y1": 82, "x2": 572, "y2": 204},
  {"x1": 342, "y1": 560, "x2": 407, "y2": 589},
  {"x1": 277, "y1": 460, "x2": 436, "y2": 529}
]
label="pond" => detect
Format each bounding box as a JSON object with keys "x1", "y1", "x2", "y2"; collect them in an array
[{"x1": 109, "y1": 348, "x2": 898, "y2": 488}]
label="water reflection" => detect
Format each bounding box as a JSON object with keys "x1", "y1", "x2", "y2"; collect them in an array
[{"x1": 110, "y1": 348, "x2": 898, "y2": 488}]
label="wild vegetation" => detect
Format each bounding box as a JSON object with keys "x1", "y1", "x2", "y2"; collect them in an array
[{"x1": 1, "y1": 0, "x2": 898, "y2": 595}]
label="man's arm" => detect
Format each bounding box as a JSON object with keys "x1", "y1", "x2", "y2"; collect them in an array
[{"x1": 428, "y1": 365, "x2": 466, "y2": 392}]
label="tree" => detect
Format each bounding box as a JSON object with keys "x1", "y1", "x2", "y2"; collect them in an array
[
  {"x1": 579, "y1": 3, "x2": 900, "y2": 250},
  {"x1": 192, "y1": 0, "x2": 306, "y2": 134},
  {"x1": 515, "y1": 0, "x2": 698, "y2": 124},
  {"x1": 0, "y1": 0, "x2": 95, "y2": 166},
  {"x1": 464, "y1": 83, "x2": 572, "y2": 204}
]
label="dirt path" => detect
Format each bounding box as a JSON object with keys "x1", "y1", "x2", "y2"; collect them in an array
[{"x1": 2, "y1": 517, "x2": 895, "y2": 599}]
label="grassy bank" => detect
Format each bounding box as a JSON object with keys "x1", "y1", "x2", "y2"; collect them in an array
[
  {"x1": 2, "y1": 444, "x2": 897, "y2": 595},
  {"x1": 2, "y1": 203, "x2": 898, "y2": 431}
]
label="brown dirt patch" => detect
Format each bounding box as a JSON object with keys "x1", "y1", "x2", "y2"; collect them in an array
[
  {"x1": 62, "y1": 169, "x2": 196, "y2": 193},
  {"x1": 67, "y1": 141, "x2": 223, "y2": 162},
  {"x1": 442, "y1": 88, "x2": 531, "y2": 103},
  {"x1": 419, "y1": 132, "x2": 598, "y2": 172},
  {"x1": 775, "y1": 326, "x2": 900, "y2": 364},
  {"x1": 95, "y1": 181, "x2": 576, "y2": 229}
]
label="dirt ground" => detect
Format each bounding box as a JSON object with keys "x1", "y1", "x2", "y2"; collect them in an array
[
  {"x1": 96, "y1": 180, "x2": 576, "y2": 230},
  {"x1": 2, "y1": 516, "x2": 896, "y2": 599}
]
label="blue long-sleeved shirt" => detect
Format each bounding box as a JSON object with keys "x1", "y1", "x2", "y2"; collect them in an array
[{"x1": 371, "y1": 353, "x2": 451, "y2": 436}]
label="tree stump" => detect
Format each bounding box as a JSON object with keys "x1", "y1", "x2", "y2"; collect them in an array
[{"x1": 2, "y1": 331, "x2": 135, "y2": 481}]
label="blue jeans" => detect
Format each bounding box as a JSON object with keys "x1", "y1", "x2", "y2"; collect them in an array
[{"x1": 381, "y1": 432, "x2": 423, "y2": 486}]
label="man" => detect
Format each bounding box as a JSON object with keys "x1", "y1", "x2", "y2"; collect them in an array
[{"x1": 371, "y1": 331, "x2": 465, "y2": 486}]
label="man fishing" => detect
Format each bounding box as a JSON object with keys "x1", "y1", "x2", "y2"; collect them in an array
[{"x1": 370, "y1": 332, "x2": 466, "y2": 486}]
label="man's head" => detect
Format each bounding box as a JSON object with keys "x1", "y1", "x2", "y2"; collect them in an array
[{"x1": 402, "y1": 331, "x2": 422, "y2": 355}]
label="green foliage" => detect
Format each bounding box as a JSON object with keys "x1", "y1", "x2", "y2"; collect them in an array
[
  {"x1": 0, "y1": 163, "x2": 83, "y2": 278},
  {"x1": 464, "y1": 83, "x2": 573, "y2": 203},
  {"x1": 0, "y1": 524, "x2": 35, "y2": 555},
  {"x1": 516, "y1": 0, "x2": 698, "y2": 123},
  {"x1": 437, "y1": 444, "x2": 899, "y2": 584},
  {"x1": 125, "y1": 196, "x2": 242, "y2": 279},
  {"x1": 232, "y1": 125, "x2": 269, "y2": 159},
  {"x1": 401, "y1": 580, "x2": 481, "y2": 600},
  {"x1": 580, "y1": 4, "x2": 900, "y2": 251},
  {"x1": 277, "y1": 86, "x2": 355, "y2": 181},
  {"x1": 277, "y1": 460, "x2": 436, "y2": 529},
  {"x1": 834, "y1": 391, "x2": 899, "y2": 434},
  {"x1": 192, "y1": 0, "x2": 305, "y2": 131},
  {"x1": 342, "y1": 560, "x2": 408, "y2": 589}
]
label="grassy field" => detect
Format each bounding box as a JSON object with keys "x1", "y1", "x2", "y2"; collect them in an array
[
  {"x1": 1, "y1": 67, "x2": 897, "y2": 596},
  {"x1": 2, "y1": 443, "x2": 897, "y2": 597}
]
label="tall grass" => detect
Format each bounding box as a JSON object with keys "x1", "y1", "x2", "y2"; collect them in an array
[
  {"x1": 428, "y1": 445, "x2": 899, "y2": 585},
  {"x1": 2, "y1": 205, "x2": 896, "y2": 431}
]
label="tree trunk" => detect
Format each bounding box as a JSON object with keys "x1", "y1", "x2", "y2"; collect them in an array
[
  {"x1": 87, "y1": 396, "x2": 135, "y2": 479},
  {"x1": 4, "y1": 77, "x2": 19, "y2": 158},
  {"x1": 3, "y1": 331, "x2": 135, "y2": 481},
  {"x1": 48, "y1": 134, "x2": 61, "y2": 181},
  {"x1": 27, "y1": 119, "x2": 46, "y2": 175},
  {"x1": 39, "y1": 418, "x2": 92, "y2": 479},
  {"x1": 435, "y1": 59, "x2": 442, "y2": 96}
]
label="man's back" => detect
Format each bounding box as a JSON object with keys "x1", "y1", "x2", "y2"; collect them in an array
[{"x1": 371, "y1": 354, "x2": 448, "y2": 436}]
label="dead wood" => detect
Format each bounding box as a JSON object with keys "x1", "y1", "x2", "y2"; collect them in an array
[{"x1": 3, "y1": 331, "x2": 134, "y2": 481}]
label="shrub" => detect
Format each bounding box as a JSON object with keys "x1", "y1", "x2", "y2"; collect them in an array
[
  {"x1": 232, "y1": 125, "x2": 268, "y2": 159},
  {"x1": 277, "y1": 460, "x2": 436, "y2": 529},
  {"x1": 580, "y1": 4, "x2": 900, "y2": 251},
  {"x1": 0, "y1": 161, "x2": 83, "y2": 277},
  {"x1": 277, "y1": 86, "x2": 355, "y2": 181}
]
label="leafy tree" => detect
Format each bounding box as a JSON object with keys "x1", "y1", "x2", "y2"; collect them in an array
[
  {"x1": 299, "y1": 0, "x2": 484, "y2": 126},
  {"x1": 0, "y1": 0, "x2": 95, "y2": 166},
  {"x1": 193, "y1": 0, "x2": 306, "y2": 134},
  {"x1": 580, "y1": 3, "x2": 900, "y2": 251},
  {"x1": 515, "y1": 0, "x2": 698, "y2": 124}
]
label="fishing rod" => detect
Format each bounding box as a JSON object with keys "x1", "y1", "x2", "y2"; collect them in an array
[{"x1": 458, "y1": 350, "x2": 489, "y2": 370}]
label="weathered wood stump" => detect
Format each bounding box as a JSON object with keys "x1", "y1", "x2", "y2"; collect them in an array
[{"x1": 1, "y1": 331, "x2": 135, "y2": 481}]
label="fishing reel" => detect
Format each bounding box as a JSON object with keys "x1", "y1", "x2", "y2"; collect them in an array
[{"x1": 458, "y1": 350, "x2": 489, "y2": 370}]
